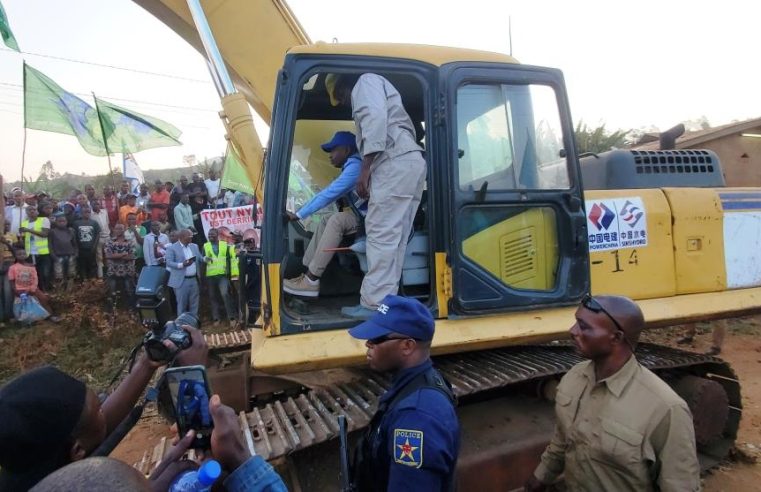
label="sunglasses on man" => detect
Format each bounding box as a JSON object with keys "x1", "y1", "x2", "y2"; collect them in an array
[
  {"x1": 368, "y1": 334, "x2": 420, "y2": 345},
  {"x1": 581, "y1": 294, "x2": 632, "y2": 348}
]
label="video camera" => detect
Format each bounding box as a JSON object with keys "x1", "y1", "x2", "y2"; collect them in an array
[
  {"x1": 136, "y1": 266, "x2": 200, "y2": 363},
  {"x1": 143, "y1": 312, "x2": 200, "y2": 363}
]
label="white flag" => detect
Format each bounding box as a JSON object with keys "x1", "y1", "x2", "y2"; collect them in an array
[{"x1": 122, "y1": 153, "x2": 144, "y2": 193}]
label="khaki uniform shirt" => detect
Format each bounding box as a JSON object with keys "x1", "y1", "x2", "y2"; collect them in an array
[
  {"x1": 535, "y1": 355, "x2": 700, "y2": 491},
  {"x1": 351, "y1": 73, "x2": 423, "y2": 162}
]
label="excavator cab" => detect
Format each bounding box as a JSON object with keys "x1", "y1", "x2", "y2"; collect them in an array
[{"x1": 261, "y1": 46, "x2": 589, "y2": 334}]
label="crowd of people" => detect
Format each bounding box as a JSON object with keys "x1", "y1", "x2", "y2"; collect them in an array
[{"x1": 0, "y1": 172, "x2": 256, "y2": 327}]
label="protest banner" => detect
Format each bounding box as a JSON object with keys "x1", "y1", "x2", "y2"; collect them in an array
[{"x1": 199, "y1": 205, "x2": 259, "y2": 245}]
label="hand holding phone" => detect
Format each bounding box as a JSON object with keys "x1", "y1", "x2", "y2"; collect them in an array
[{"x1": 165, "y1": 365, "x2": 214, "y2": 449}]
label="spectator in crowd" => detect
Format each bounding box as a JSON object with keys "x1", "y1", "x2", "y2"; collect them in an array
[
  {"x1": 168, "y1": 229, "x2": 179, "y2": 245},
  {"x1": 233, "y1": 190, "x2": 254, "y2": 207},
  {"x1": 5, "y1": 188, "x2": 25, "y2": 236},
  {"x1": 174, "y1": 193, "x2": 195, "y2": 233},
  {"x1": 143, "y1": 221, "x2": 169, "y2": 267},
  {"x1": 118, "y1": 194, "x2": 138, "y2": 226},
  {"x1": 164, "y1": 181, "x2": 174, "y2": 194},
  {"x1": 72, "y1": 206, "x2": 100, "y2": 281},
  {"x1": 24, "y1": 193, "x2": 38, "y2": 209},
  {"x1": 169, "y1": 175, "x2": 189, "y2": 212},
  {"x1": 7, "y1": 246, "x2": 58, "y2": 321},
  {"x1": 166, "y1": 229, "x2": 203, "y2": 316},
  {"x1": 148, "y1": 180, "x2": 170, "y2": 221},
  {"x1": 0, "y1": 221, "x2": 15, "y2": 325},
  {"x1": 525, "y1": 295, "x2": 700, "y2": 491},
  {"x1": 101, "y1": 186, "x2": 119, "y2": 229},
  {"x1": 49, "y1": 214, "x2": 77, "y2": 290},
  {"x1": 74, "y1": 194, "x2": 89, "y2": 218},
  {"x1": 202, "y1": 228, "x2": 236, "y2": 327},
  {"x1": 84, "y1": 184, "x2": 97, "y2": 203},
  {"x1": 205, "y1": 169, "x2": 225, "y2": 209},
  {"x1": 89, "y1": 201, "x2": 110, "y2": 279},
  {"x1": 124, "y1": 213, "x2": 145, "y2": 272},
  {"x1": 187, "y1": 172, "x2": 208, "y2": 212},
  {"x1": 223, "y1": 188, "x2": 235, "y2": 208},
  {"x1": 20, "y1": 205, "x2": 52, "y2": 292},
  {"x1": 39, "y1": 201, "x2": 55, "y2": 220},
  {"x1": 135, "y1": 183, "x2": 150, "y2": 212},
  {"x1": 116, "y1": 180, "x2": 131, "y2": 205},
  {"x1": 104, "y1": 223, "x2": 136, "y2": 307},
  {"x1": 60, "y1": 202, "x2": 76, "y2": 227},
  {"x1": 155, "y1": 210, "x2": 172, "y2": 234},
  {"x1": 0, "y1": 327, "x2": 208, "y2": 491}
]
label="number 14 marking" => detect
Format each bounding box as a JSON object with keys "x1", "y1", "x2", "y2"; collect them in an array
[{"x1": 611, "y1": 249, "x2": 639, "y2": 273}]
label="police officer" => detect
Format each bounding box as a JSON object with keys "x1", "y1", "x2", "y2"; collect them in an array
[{"x1": 348, "y1": 295, "x2": 459, "y2": 491}]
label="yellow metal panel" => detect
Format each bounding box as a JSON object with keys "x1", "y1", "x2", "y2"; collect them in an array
[
  {"x1": 662, "y1": 188, "x2": 727, "y2": 294},
  {"x1": 435, "y1": 252, "x2": 451, "y2": 318},
  {"x1": 250, "y1": 287, "x2": 761, "y2": 374},
  {"x1": 461, "y1": 208, "x2": 558, "y2": 291},
  {"x1": 288, "y1": 42, "x2": 519, "y2": 67},
  {"x1": 134, "y1": 0, "x2": 310, "y2": 122},
  {"x1": 262, "y1": 263, "x2": 281, "y2": 336},
  {"x1": 587, "y1": 189, "x2": 676, "y2": 299}
]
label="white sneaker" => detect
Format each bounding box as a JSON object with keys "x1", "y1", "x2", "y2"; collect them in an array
[{"x1": 283, "y1": 274, "x2": 320, "y2": 297}]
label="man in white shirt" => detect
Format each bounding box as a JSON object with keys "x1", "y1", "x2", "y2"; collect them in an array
[
  {"x1": 165, "y1": 229, "x2": 203, "y2": 315},
  {"x1": 90, "y1": 200, "x2": 111, "y2": 279},
  {"x1": 143, "y1": 221, "x2": 169, "y2": 267},
  {"x1": 4, "y1": 189, "x2": 25, "y2": 237},
  {"x1": 204, "y1": 169, "x2": 225, "y2": 209}
]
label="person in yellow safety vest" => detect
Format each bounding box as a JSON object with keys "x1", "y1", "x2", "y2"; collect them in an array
[
  {"x1": 202, "y1": 228, "x2": 236, "y2": 327},
  {"x1": 19, "y1": 205, "x2": 53, "y2": 292}
]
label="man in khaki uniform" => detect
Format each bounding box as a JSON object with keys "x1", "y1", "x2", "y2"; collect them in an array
[
  {"x1": 525, "y1": 295, "x2": 700, "y2": 492},
  {"x1": 329, "y1": 73, "x2": 426, "y2": 319}
]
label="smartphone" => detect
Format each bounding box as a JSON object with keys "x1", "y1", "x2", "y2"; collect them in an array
[
  {"x1": 164, "y1": 365, "x2": 213, "y2": 448},
  {"x1": 187, "y1": 256, "x2": 197, "y2": 263}
]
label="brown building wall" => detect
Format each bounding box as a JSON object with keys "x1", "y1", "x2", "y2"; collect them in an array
[{"x1": 688, "y1": 129, "x2": 761, "y2": 186}]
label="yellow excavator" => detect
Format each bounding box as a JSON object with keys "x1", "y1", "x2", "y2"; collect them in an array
[{"x1": 134, "y1": 1, "x2": 761, "y2": 489}]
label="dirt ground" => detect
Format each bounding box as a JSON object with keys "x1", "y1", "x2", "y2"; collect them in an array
[{"x1": 3, "y1": 290, "x2": 761, "y2": 488}]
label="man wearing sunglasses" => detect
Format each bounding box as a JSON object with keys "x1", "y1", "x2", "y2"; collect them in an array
[
  {"x1": 348, "y1": 295, "x2": 459, "y2": 492},
  {"x1": 526, "y1": 295, "x2": 700, "y2": 492}
]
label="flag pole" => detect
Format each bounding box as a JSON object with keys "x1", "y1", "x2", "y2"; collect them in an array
[
  {"x1": 93, "y1": 92, "x2": 116, "y2": 189},
  {"x1": 21, "y1": 60, "x2": 27, "y2": 196}
]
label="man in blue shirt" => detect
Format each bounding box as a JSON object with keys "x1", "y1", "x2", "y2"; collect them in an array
[
  {"x1": 348, "y1": 295, "x2": 460, "y2": 491},
  {"x1": 283, "y1": 131, "x2": 367, "y2": 298}
]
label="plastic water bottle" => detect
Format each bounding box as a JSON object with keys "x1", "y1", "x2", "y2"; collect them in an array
[{"x1": 169, "y1": 460, "x2": 222, "y2": 492}]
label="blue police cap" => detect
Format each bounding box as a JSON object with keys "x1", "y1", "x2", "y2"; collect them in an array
[
  {"x1": 348, "y1": 295, "x2": 434, "y2": 342},
  {"x1": 320, "y1": 131, "x2": 356, "y2": 152}
]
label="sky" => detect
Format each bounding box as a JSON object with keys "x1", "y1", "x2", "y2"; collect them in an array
[{"x1": 0, "y1": 0, "x2": 758, "y2": 183}]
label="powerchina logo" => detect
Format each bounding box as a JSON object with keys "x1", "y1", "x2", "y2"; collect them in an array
[{"x1": 585, "y1": 197, "x2": 648, "y2": 252}]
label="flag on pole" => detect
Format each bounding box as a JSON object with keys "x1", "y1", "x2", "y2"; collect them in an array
[
  {"x1": 123, "y1": 153, "x2": 144, "y2": 194},
  {"x1": 94, "y1": 97, "x2": 182, "y2": 153},
  {"x1": 220, "y1": 144, "x2": 255, "y2": 195},
  {"x1": 24, "y1": 63, "x2": 107, "y2": 156},
  {"x1": 0, "y1": 1, "x2": 19, "y2": 51}
]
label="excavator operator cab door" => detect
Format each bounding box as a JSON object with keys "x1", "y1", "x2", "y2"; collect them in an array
[{"x1": 440, "y1": 63, "x2": 588, "y2": 314}]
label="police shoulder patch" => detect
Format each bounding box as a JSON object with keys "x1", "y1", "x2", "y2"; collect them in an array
[{"x1": 393, "y1": 428, "x2": 423, "y2": 468}]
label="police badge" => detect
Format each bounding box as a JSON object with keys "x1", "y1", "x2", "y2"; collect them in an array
[{"x1": 394, "y1": 428, "x2": 423, "y2": 468}]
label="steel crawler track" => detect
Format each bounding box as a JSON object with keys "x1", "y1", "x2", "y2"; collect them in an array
[{"x1": 135, "y1": 342, "x2": 740, "y2": 474}]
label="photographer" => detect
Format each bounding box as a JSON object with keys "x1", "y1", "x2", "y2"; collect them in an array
[{"x1": 0, "y1": 324, "x2": 208, "y2": 491}]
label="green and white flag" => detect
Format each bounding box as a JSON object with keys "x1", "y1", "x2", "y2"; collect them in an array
[
  {"x1": 24, "y1": 63, "x2": 107, "y2": 156},
  {"x1": 95, "y1": 97, "x2": 182, "y2": 153},
  {"x1": 220, "y1": 143, "x2": 255, "y2": 194},
  {"x1": 0, "y1": 1, "x2": 19, "y2": 51}
]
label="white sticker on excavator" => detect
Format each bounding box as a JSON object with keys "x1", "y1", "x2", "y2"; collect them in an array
[{"x1": 586, "y1": 197, "x2": 648, "y2": 252}]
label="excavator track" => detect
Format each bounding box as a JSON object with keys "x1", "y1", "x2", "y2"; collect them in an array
[{"x1": 135, "y1": 342, "x2": 740, "y2": 475}]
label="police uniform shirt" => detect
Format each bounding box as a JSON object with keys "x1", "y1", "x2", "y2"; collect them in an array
[
  {"x1": 367, "y1": 360, "x2": 459, "y2": 491},
  {"x1": 535, "y1": 355, "x2": 700, "y2": 491}
]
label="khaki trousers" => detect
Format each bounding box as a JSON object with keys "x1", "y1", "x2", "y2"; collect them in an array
[
  {"x1": 303, "y1": 211, "x2": 359, "y2": 277},
  {"x1": 360, "y1": 152, "x2": 426, "y2": 308}
]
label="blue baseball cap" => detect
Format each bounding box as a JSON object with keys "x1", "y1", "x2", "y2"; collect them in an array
[
  {"x1": 320, "y1": 131, "x2": 356, "y2": 152},
  {"x1": 348, "y1": 295, "x2": 435, "y2": 342}
]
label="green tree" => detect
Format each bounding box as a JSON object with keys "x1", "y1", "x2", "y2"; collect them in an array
[{"x1": 574, "y1": 121, "x2": 630, "y2": 154}]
